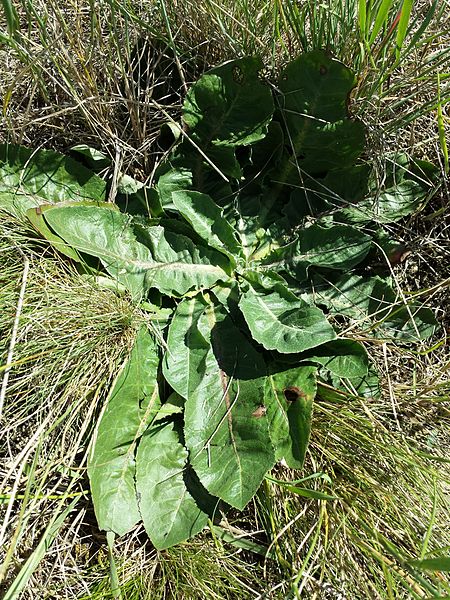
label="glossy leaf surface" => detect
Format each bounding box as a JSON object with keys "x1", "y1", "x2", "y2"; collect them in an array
[
  {"x1": 136, "y1": 224, "x2": 231, "y2": 295},
  {"x1": 44, "y1": 205, "x2": 152, "y2": 300},
  {"x1": 315, "y1": 274, "x2": 438, "y2": 342},
  {"x1": 162, "y1": 295, "x2": 210, "y2": 399},
  {"x1": 136, "y1": 420, "x2": 215, "y2": 549},
  {"x1": 88, "y1": 326, "x2": 160, "y2": 536},
  {"x1": 278, "y1": 51, "x2": 365, "y2": 173},
  {"x1": 2, "y1": 51, "x2": 439, "y2": 552},
  {"x1": 26, "y1": 204, "x2": 82, "y2": 261},
  {"x1": 183, "y1": 56, "x2": 274, "y2": 147},
  {"x1": 183, "y1": 301, "x2": 276, "y2": 509},
  {"x1": 263, "y1": 224, "x2": 372, "y2": 276},
  {"x1": 0, "y1": 143, "x2": 106, "y2": 218},
  {"x1": 265, "y1": 365, "x2": 317, "y2": 468},
  {"x1": 43, "y1": 206, "x2": 229, "y2": 299},
  {"x1": 239, "y1": 279, "x2": 336, "y2": 353},
  {"x1": 304, "y1": 339, "x2": 369, "y2": 378},
  {"x1": 171, "y1": 190, "x2": 243, "y2": 262}
]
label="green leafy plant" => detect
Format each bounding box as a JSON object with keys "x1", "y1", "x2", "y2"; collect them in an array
[{"x1": 0, "y1": 50, "x2": 439, "y2": 550}]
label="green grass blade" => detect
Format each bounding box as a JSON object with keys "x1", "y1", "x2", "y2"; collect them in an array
[
  {"x1": 3, "y1": 496, "x2": 81, "y2": 600},
  {"x1": 277, "y1": 485, "x2": 338, "y2": 501},
  {"x1": 408, "y1": 558, "x2": 450, "y2": 572},
  {"x1": 437, "y1": 73, "x2": 449, "y2": 175},
  {"x1": 369, "y1": 0, "x2": 395, "y2": 45},
  {"x1": 0, "y1": 0, "x2": 19, "y2": 37},
  {"x1": 107, "y1": 531, "x2": 123, "y2": 600},
  {"x1": 420, "y1": 478, "x2": 438, "y2": 560},
  {"x1": 0, "y1": 446, "x2": 40, "y2": 584},
  {"x1": 403, "y1": 0, "x2": 438, "y2": 54},
  {"x1": 358, "y1": 0, "x2": 368, "y2": 41},
  {"x1": 210, "y1": 525, "x2": 271, "y2": 557},
  {"x1": 395, "y1": 0, "x2": 413, "y2": 60}
]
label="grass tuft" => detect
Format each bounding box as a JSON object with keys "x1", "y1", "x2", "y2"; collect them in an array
[{"x1": 0, "y1": 213, "x2": 142, "y2": 597}]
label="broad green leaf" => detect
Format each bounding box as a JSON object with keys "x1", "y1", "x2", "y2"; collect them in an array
[
  {"x1": 0, "y1": 143, "x2": 106, "y2": 218},
  {"x1": 377, "y1": 304, "x2": 438, "y2": 342},
  {"x1": 88, "y1": 326, "x2": 160, "y2": 536},
  {"x1": 239, "y1": 278, "x2": 336, "y2": 354},
  {"x1": 26, "y1": 204, "x2": 82, "y2": 262},
  {"x1": 314, "y1": 273, "x2": 438, "y2": 341},
  {"x1": 263, "y1": 224, "x2": 372, "y2": 277},
  {"x1": 344, "y1": 366, "x2": 381, "y2": 399},
  {"x1": 116, "y1": 175, "x2": 163, "y2": 217},
  {"x1": 204, "y1": 145, "x2": 242, "y2": 178},
  {"x1": 303, "y1": 339, "x2": 369, "y2": 378},
  {"x1": 238, "y1": 269, "x2": 288, "y2": 292},
  {"x1": 371, "y1": 181, "x2": 430, "y2": 224},
  {"x1": 368, "y1": 279, "x2": 438, "y2": 342},
  {"x1": 277, "y1": 51, "x2": 365, "y2": 175},
  {"x1": 292, "y1": 120, "x2": 365, "y2": 175},
  {"x1": 43, "y1": 205, "x2": 153, "y2": 301},
  {"x1": 158, "y1": 215, "x2": 213, "y2": 248},
  {"x1": 156, "y1": 166, "x2": 193, "y2": 210},
  {"x1": 334, "y1": 180, "x2": 430, "y2": 224},
  {"x1": 0, "y1": 190, "x2": 39, "y2": 220},
  {"x1": 70, "y1": 144, "x2": 111, "y2": 170},
  {"x1": 135, "y1": 224, "x2": 231, "y2": 296},
  {"x1": 265, "y1": 365, "x2": 317, "y2": 468},
  {"x1": 184, "y1": 301, "x2": 275, "y2": 509},
  {"x1": 319, "y1": 362, "x2": 381, "y2": 401},
  {"x1": 407, "y1": 557, "x2": 450, "y2": 572},
  {"x1": 192, "y1": 165, "x2": 235, "y2": 205},
  {"x1": 43, "y1": 206, "x2": 229, "y2": 300},
  {"x1": 279, "y1": 51, "x2": 357, "y2": 125},
  {"x1": 320, "y1": 164, "x2": 371, "y2": 207},
  {"x1": 231, "y1": 199, "x2": 268, "y2": 260},
  {"x1": 153, "y1": 392, "x2": 185, "y2": 422},
  {"x1": 281, "y1": 164, "x2": 370, "y2": 225},
  {"x1": 171, "y1": 190, "x2": 243, "y2": 263},
  {"x1": 313, "y1": 273, "x2": 378, "y2": 319},
  {"x1": 159, "y1": 121, "x2": 182, "y2": 147},
  {"x1": 334, "y1": 157, "x2": 437, "y2": 224},
  {"x1": 183, "y1": 56, "x2": 274, "y2": 147},
  {"x1": 117, "y1": 173, "x2": 144, "y2": 196},
  {"x1": 246, "y1": 121, "x2": 284, "y2": 176},
  {"x1": 136, "y1": 420, "x2": 215, "y2": 549},
  {"x1": 294, "y1": 223, "x2": 372, "y2": 271},
  {"x1": 210, "y1": 279, "x2": 251, "y2": 332},
  {"x1": 162, "y1": 295, "x2": 210, "y2": 399},
  {"x1": 281, "y1": 164, "x2": 371, "y2": 226}
]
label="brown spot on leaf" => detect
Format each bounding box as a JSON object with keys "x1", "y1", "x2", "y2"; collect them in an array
[
  {"x1": 252, "y1": 405, "x2": 267, "y2": 418},
  {"x1": 319, "y1": 65, "x2": 327, "y2": 75},
  {"x1": 283, "y1": 387, "x2": 307, "y2": 402}
]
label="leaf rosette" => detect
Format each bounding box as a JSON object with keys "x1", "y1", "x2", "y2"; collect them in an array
[{"x1": 0, "y1": 49, "x2": 438, "y2": 550}]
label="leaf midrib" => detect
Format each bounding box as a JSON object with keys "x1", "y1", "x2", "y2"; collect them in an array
[{"x1": 248, "y1": 291, "x2": 307, "y2": 335}]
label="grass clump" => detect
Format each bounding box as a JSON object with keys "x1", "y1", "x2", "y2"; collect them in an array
[
  {"x1": 255, "y1": 391, "x2": 450, "y2": 598},
  {"x1": 0, "y1": 214, "x2": 141, "y2": 597}
]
